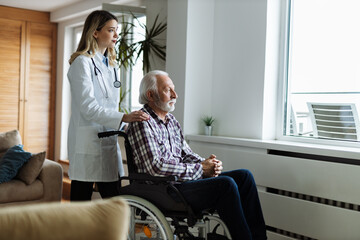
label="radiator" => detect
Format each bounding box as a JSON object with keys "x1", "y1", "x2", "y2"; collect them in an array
[{"x1": 188, "y1": 138, "x2": 360, "y2": 240}]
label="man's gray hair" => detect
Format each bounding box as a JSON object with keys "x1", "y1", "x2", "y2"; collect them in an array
[{"x1": 139, "y1": 70, "x2": 169, "y2": 104}]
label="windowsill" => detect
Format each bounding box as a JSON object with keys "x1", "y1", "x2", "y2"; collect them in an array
[
  {"x1": 58, "y1": 159, "x2": 69, "y2": 165},
  {"x1": 186, "y1": 134, "x2": 360, "y2": 161}
]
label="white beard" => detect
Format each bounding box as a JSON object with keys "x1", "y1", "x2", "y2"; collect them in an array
[{"x1": 155, "y1": 99, "x2": 176, "y2": 112}]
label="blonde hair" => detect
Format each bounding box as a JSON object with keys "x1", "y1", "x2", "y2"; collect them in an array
[{"x1": 69, "y1": 10, "x2": 118, "y2": 65}]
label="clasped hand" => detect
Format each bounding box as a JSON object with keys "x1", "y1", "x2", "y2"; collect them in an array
[{"x1": 201, "y1": 154, "x2": 223, "y2": 178}]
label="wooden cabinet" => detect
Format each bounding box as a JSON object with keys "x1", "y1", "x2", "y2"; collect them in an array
[
  {"x1": 0, "y1": 6, "x2": 56, "y2": 159},
  {"x1": 0, "y1": 18, "x2": 24, "y2": 133}
]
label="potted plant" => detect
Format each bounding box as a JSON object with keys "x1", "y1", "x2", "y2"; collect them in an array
[{"x1": 202, "y1": 116, "x2": 215, "y2": 136}]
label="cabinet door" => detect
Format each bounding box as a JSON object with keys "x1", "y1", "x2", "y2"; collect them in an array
[
  {"x1": 24, "y1": 22, "x2": 56, "y2": 158},
  {"x1": 0, "y1": 19, "x2": 25, "y2": 134}
]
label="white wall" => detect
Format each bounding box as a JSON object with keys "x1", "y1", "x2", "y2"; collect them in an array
[
  {"x1": 166, "y1": 0, "x2": 215, "y2": 135},
  {"x1": 167, "y1": 0, "x2": 271, "y2": 139},
  {"x1": 144, "y1": 0, "x2": 168, "y2": 71},
  {"x1": 184, "y1": 0, "x2": 215, "y2": 135},
  {"x1": 165, "y1": 0, "x2": 188, "y2": 130},
  {"x1": 212, "y1": 0, "x2": 268, "y2": 138}
]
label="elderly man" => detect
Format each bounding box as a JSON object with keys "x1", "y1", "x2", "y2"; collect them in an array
[{"x1": 126, "y1": 70, "x2": 267, "y2": 240}]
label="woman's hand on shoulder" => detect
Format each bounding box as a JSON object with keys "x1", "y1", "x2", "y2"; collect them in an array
[{"x1": 122, "y1": 111, "x2": 150, "y2": 123}]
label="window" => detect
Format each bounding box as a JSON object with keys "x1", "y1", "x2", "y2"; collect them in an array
[
  {"x1": 115, "y1": 14, "x2": 146, "y2": 113},
  {"x1": 282, "y1": 0, "x2": 360, "y2": 143},
  {"x1": 125, "y1": 15, "x2": 146, "y2": 112}
]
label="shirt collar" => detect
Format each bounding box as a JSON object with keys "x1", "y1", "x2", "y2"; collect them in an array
[
  {"x1": 144, "y1": 104, "x2": 170, "y2": 124},
  {"x1": 93, "y1": 51, "x2": 109, "y2": 67},
  {"x1": 102, "y1": 55, "x2": 109, "y2": 67}
]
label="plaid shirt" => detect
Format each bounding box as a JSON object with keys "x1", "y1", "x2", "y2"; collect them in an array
[{"x1": 127, "y1": 104, "x2": 204, "y2": 181}]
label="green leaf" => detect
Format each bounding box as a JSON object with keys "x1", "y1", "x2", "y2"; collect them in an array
[
  {"x1": 118, "y1": 87, "x2": 130, "y2": 113},
  {"x1": 202, "y1": 116, "x2": 215, "y2": 126},
  {"x1": 115, "y1": 12, "x2": 167, "y2": 76}
]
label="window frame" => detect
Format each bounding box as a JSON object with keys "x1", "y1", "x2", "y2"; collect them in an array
[{"x1": 72, "y1": 26, "x2": 83, "y2": 53}]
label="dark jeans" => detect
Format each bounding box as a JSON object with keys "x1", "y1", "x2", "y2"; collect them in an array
[
  {"x1": 70, "y1": 180, "x2": 119, "y2": 201},
  {"x1": 175, "y1": 169, "x2": 267, "y2": 240}
]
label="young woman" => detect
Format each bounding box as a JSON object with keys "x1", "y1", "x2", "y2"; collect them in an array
[{"x1": 67, "y1": 10, "x2": 149, "y2": 201}]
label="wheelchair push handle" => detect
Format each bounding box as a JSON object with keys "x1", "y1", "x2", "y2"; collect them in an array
[{"x1": 98, "y1": 130, "x2": 127, "y2": 139}]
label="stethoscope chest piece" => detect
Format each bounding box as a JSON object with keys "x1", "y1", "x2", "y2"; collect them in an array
[{"x1": 113, "y1": 78, "x2": 121, "y2": 88}]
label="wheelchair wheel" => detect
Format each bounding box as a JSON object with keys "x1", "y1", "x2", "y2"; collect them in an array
[{"x1": 122, "y1": 195, "x2": 174, "y2": 240}]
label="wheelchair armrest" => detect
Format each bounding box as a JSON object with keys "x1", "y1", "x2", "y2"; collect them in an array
[{"x1": 121, "y1": 173, "x2": 178, "y2": 183}]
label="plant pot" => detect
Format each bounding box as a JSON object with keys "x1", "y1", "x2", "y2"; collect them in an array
[{"x1": 204, "y1": 126, "x2": 212, "y2": 136}]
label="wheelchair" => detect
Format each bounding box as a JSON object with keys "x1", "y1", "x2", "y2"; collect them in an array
[{"x1": 98, "y1": 130, "x2": 232, "y2": 240}]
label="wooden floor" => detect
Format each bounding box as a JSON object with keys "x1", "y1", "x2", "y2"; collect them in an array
[
  {"x1": 58, "y1": 159, "x2": 71, "y2": 202},
  {"x1": 62, "y1": 176, "x2": 71, "y2": 201}
]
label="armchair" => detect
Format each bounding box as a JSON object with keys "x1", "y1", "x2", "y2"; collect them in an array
[
  {"x1": 0, "y1": 130, "x2": 63, "y2": 206},
  {"x1": 0, "y1": 196, "x2": 130, "y2": 240}
]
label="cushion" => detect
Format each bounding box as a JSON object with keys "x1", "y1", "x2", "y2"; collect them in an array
[
  {"x1": 0, "y1": 145, "x2": 32, "y2": 184},
  {"x1": 0, "y1": 196, "x2": 130, "y2": 240},
  {"x1": 0, "y1": 130, "x2": 22, "y2": 153},
  {"x1": 16, "y1": 151, "x2": 46, "y2": 185}
]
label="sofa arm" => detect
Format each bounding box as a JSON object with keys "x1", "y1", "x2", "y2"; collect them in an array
[
  {"x1": 38, "y1": 159, "x2": 63, "y2": 202},
  {"x1": 0, "y1": 197, "x2": 130, "y2": 240}
]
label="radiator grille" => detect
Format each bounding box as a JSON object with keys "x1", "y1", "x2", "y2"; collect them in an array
[
  {"x1": 265, "y1": 187, "x2": 360, "y2": 239},
  {"x1": 267, "y1": 187, "x2": 360, "y2": 211},
  {"x1": 266, "y1": 226, "x2": 316, "y2": 240}
]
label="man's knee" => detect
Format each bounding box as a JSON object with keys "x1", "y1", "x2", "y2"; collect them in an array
[
  {"x1": 213, "y1": 176, "x2": 242, "y2": 209},
  {"x1": 217, "y1": 176, "x2": 238, "y2": 194},
  {"x1": 242, "y1": 169, "x2": 254, "y2": 179},
  {"x1": 233, "y1": 169, "x2": 255, "y2": 182}
]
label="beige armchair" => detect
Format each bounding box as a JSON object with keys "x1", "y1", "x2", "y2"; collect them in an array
[
  {"x1": 0, "y1": 197, "x2": 130, "y2": 240},
  {"x1": 0, "y1": 130, "x2": 63, "y2": 206}
]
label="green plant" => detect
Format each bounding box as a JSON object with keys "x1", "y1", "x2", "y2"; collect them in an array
[
  {"x1": 202, "y1": 116, "x2": 215, "y2": 126},
  {"x1": 116, "y1": 15, "x2": 137, "y2": 70},
  {"x1": 118, "y1": 87, "x2": 130, "y2": 114},
  {"x1": 115, "y1": 13, "x2": 167, "y2": 73},
  {"x1": 133, "y1": 14, "x2": 166, "y2": 73}
]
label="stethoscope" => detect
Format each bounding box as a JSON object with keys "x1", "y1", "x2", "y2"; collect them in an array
[{"x1": 91, "y1": 58, "x2": 121, "y2": 98}]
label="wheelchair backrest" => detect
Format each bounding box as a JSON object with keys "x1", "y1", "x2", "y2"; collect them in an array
[{"x1": 117, "y1": 131, "x2": 137, "y2": 175}]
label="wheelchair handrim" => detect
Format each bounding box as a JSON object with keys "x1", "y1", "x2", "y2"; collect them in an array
[{"x1": 122, "y1": 195, "x2": 174, "y2": 240}]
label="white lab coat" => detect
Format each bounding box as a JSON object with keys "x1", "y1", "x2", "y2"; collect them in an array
[{"x1": 67, "y1": 51, "x2": 124, "y2": 182}]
